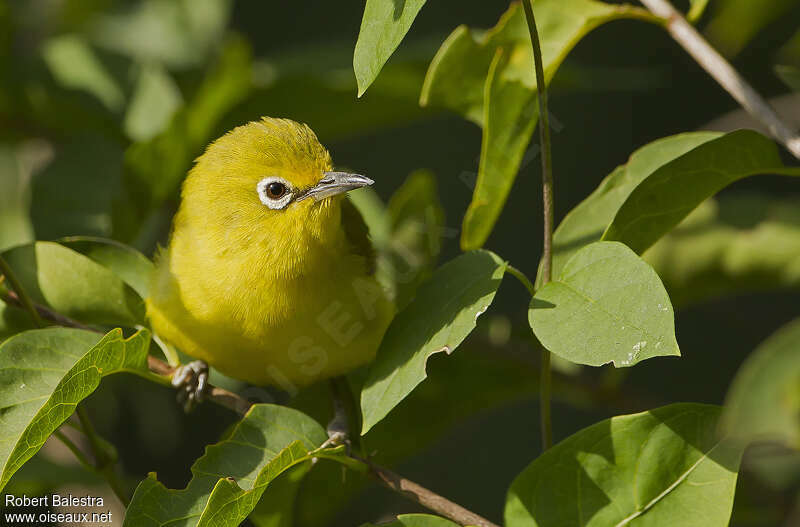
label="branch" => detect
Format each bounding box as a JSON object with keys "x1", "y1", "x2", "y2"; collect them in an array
[
  {"x1": 361, "y1": 457, "x2": 501, "y2": 527},
  {"x1": 639, "y1": 0, "x2": 800, "y2": 160},
  {"x1": 522, "y1": 0, "x2": 554, "y2": 451}
]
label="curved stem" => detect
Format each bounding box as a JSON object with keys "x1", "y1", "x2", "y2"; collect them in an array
[
  {"x1": 0, "y1": 255, "x2": 43, "y2": 328},
  {"x1": 76, "y1": 405, "x2": 130, "y2": 506},
  {"x1": 506, "y1": 264, "x2": 536, "y2": 296},
  {"x1": 522, "y1": 0, "x2": 554, "y2": 452},
  {"x1": 639, "y1": 0, "x2": 800, "y2": 160}
]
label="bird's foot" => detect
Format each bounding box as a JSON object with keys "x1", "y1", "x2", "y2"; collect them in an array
[
  {"x1": 172, "y1": 360, "x2": 209, "y2": 412},
  {"x1": 319, "y1": 381, "x2": 350, "y2": 451}
]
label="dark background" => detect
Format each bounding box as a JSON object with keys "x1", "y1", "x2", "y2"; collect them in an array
[{"x1": 1, "y1": 0, "x2": 799, "y2": 525}]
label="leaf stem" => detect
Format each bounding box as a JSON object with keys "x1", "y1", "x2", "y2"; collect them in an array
[
  {"x1": 0, "y1": 255, "x2": 43, "y2": 328},
  {"x1": 639, "y1": 0, "x2": 800, "y2": 159},
  {"x1": 75, "y1": 405, "x2": 130, "y2": 506},
  {"x1": 522, "y1": 0, "x2": 554, "y2": 451},
  {"x1": 506, "y1": 264, "x2": 536, "y2": 296},
  {"x1": 53, "y1": 429, "x2": 95, "y2": 473}
]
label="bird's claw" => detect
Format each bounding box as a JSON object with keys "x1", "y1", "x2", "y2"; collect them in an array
[{"x1": 172, "y1": 360, "x2": 209, "y2": 412}]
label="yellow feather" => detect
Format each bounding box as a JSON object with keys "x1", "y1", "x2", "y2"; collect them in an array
[{"x1": 146, "y1": 118, "x2": 393, "y2": 388}]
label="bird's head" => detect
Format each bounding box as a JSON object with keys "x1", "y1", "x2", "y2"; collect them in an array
[{"x1": 179, "y1": 117, "x2": 371, "y2": 253}]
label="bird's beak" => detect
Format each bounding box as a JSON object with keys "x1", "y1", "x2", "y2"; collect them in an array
[{"x1": 298, "y1": 171, "x2": 374, "y2": 202}]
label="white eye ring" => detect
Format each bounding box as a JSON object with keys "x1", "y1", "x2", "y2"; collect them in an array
[{"x1": 257, "y1": 177, "x2": 294, "y2": 210}]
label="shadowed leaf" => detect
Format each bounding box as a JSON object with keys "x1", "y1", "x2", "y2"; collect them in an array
[
  {"x1": 360, "y1": 250, "x2": 506, "y2": 434},
  {"x1": 505, "y1": 403, "x2": 743, "y2": 527},
  {"x1": 0, "y1": 328, "x2": 150, "y2": 492},
  {"x1": 124, "y1": 404, "x2": 344, "y2": 527}
]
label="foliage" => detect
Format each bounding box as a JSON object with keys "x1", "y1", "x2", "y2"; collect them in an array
[{"x1": 0, "y1": 0, "x2": 798, "y2": 526}]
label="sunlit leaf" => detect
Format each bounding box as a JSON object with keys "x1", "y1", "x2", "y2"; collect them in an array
[
  {"x1": 720, "y1": 318, "x2": 800, "y2": 448},
  {"x1": 1, "y1": 241, "x2": 145, "y2": 327},
  {"x1": 505, "y1": 403, "x2": 743, "y2": 527},
  {"x1": 0, "y1": 144, "x2": 35, "y2": 251},
  {"x1": 353, "y1": 0, "x2": 427, "y2": 96},
  {"x1": 603, "y1": 130, "x2": 800, "y2": 254},
  {"x1": 124, "y1": 404, "x2": 344, "y2": 527},
  {"x1": 41, "y1": 35, "x2": 124, "y2": 112},
  {"x1": 0, "y1": 328, "x2": 150, "y2": 492},
  {"x1": 530, "y1": 241, "x2": 679, "y2": 367},
  {"x1": 360, "y1": 250, "x2": 506, "y2": 434},
  {"x1": 58, "y1": 236, "x2": 154, "y2": 299},
  {"x1": 124, "y1": 62, "x2": 183, "y2": 141}
]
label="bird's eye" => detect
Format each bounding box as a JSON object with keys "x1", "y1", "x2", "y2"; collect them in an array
[
  {"x1": 257, "y1": 177, "x2": 293, "y2": 210},
  {"x1": 266, "y1": 182, "x2": 286, "y2": 199}
]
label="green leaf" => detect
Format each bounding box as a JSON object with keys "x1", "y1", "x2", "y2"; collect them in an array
[
  {"x1": 41, "y1": 35, "x2": 124, "y2": 112},
  {"x1": 720, "y1": 318, "x2": 800, "y2": 448},
  {"x1": 603, "y1": 130, "x2": 800, "y2": 254},
  {"x1": 687, "y1": 0, "x2": 711, "y2": 23},
  {"x1": 1, "y1": 241, "x2": 145, "y2": 327},
  {"x1": 360, "y1": 250, "x2": 506, "y2": 434},
  {"x1": 706, "y1": 0, "x2": 797, "y2": 57},
  {"x1": 644, "y1": 194, "x2": 800, "y2": 307},
  {"x1": 124, "y1": 404, "x2": 336, "y2": 527},
  {"x1": 420, "y1": 0, "x2": 659, "y2": 250},
  {"x1": 58, "y1": 236, "x2": 154, "y2": 299},
  {"x1": 505, "y1": 403, "x2": 744, "y2": 527},
  {"x1": 0, "y1": 302, "x2": 35, "y2": 342},
  {"x1": 530, "y1": 241, "x2": 679, "y2": 367},
  {"x1": 0, "y1": 327, "x2": 150, "y2": 492},
  {"x1": 124, "y1": 62, "x2": 183, "y2": 142},
  {"x1": 247, "y1": 463, "x2": 311, "y2": 527},
  {"x1": 461, "y1": 47, "x2": 539, "y2": 251},
  {"x1": 0, "y1": 144, "x2": 35, "y2": 252},
  {"x1": 353, "y1": 0, "x2": 427, "y2": 96},
  {"x1": 362, "y1": 514, "x2": 460, "y2": 527},
  {"x1": 545, "y1": 132, "x2": 722, "y2": 285}
]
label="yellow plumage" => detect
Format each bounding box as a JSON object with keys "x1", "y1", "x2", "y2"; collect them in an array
[{"x1": 146, "y1": 118, "x2": 393, "y2": 388}]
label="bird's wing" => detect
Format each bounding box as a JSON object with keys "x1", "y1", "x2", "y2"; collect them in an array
[{"x1": 341, "y1": 196, "x2": 376, "y2": 275}]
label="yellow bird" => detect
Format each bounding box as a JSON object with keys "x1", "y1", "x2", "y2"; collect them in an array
[{"x1": 146, "y1": 118, "x2": 393, "y2": 403}]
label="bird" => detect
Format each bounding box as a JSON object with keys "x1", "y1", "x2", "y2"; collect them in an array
[{"x1": 146, "y1": 117, "x2": 394, "y2": 408}]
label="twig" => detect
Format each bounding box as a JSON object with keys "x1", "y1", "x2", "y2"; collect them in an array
[
  {"x1": 360, "y1": 456, "x2": 501, "y2": 527},
  {"x1": 522, "y1": 0, "x2": 554, "y2": 451},
  {"x1": 0, "y1": 255, "x2": 43, "y2": 328},
  {"x1": 506, "y1": 264, "x2": 536, "y2": 296},
  {"x1": 639, "y1": 0, "x2": 800, "y2": 160}
]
